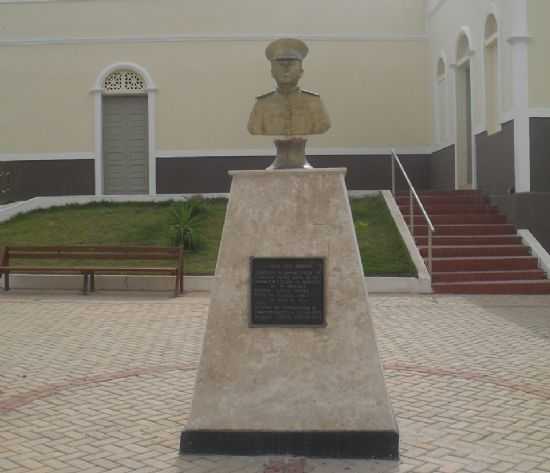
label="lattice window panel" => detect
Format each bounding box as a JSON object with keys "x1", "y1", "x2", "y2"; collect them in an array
[{"x1": 104, "y1": 70, "x2": 145, "y2": 95}]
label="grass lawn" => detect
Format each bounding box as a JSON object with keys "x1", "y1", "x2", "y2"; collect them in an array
[
  {"x1": 350, "y1": 197, "x2": 416, "y2": 276},
  {"x1": 0, "y1": 196, "x2": 416, "y2": 276}
]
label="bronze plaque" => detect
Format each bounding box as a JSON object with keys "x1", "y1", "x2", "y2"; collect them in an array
[{"x1": 250, "y1": 258, "x2": 325, "y2": 327}]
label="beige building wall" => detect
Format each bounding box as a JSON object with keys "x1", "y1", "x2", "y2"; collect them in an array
[
  {"x1": 428, "y1": 0, "x2": 516, "y2": 147},
  {"x1": 527, "y1": 0, "x2": 550, "y2": 108},
  {"x1": 0, "y1": 46, "x2": 95, "y2": 154},
  {"x1": 0, "y1": 0, "x2": 426, "y2": 38},
  {"x1": 0, "y1": 0, "x2": 431, "y2": 156}
]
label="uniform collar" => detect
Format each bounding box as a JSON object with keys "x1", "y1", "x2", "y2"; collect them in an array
[{"x1": 276, "y1": 86, "x2": 300, "y2": 96}]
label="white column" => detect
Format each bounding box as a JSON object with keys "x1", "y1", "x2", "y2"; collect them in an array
[{"x1": 508, "y1": 0, "x2": 531, "y2": 193}]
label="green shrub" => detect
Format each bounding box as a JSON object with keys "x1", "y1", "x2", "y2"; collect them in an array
[{"x1": 168, "y1": 198, "x2": 208, "y2": 251}]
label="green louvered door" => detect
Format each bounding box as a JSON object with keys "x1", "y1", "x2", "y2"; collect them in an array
[{"x1": 103, "y1": 96, "x2": 148, "y2": 195}]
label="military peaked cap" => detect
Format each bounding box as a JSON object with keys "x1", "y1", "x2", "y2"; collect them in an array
[{"x1": 265, "y1": 38, "x2": 309, "y2": 62}]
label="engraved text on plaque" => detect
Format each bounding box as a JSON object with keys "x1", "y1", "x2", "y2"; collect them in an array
[{"x1": 251, "y1": 258, "x2": 325, "y2": 327}]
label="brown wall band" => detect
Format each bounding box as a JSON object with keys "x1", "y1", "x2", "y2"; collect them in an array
[
  {"x1": 530, "y1": 118, "x2": 550, "y2": 193},
  {"x1": 475, "y1": 120, "x2": 515, "y2": 195},
  {"x1": 156, "y1": 154, "x2": 432, "y2": 194},
  {"x1": 431, "y1": 145, "x2": 455, "y2": 191},
  {"x1": 0, "y1": 160, "x2": 95, "y2": 202},
  {"x1": 491, "y1": 192, "x2": 550, "y2": 253}
]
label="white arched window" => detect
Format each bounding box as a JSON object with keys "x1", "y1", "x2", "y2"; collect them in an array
[
  {"x1": 436, "y1": 56, "x2": 448, "y2": 144},
  {"x1": 484, "y1": 13, "x2": 500, "y2": 134}
]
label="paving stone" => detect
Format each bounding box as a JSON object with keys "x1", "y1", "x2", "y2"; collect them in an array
[{"x1": 0, "y1": 292, "x2": 549, "y2": 472}]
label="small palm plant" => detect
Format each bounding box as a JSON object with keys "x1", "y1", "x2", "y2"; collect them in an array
[{"x1": 169, "y1": 198, "x2": 208, "y2": 251}]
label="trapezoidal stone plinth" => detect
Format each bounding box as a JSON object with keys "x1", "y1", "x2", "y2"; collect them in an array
[{"x1": 180, "y1": 168, "x2": 398, "y2": 459}]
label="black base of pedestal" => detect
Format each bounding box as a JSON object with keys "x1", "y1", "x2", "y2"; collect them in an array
[{"x1": 180, "y1": 429, "x2": 399, "y2": 460}]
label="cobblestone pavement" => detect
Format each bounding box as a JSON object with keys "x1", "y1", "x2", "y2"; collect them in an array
[{"x1": 1, "y1": 291, "x2": 549, "y2": 473}]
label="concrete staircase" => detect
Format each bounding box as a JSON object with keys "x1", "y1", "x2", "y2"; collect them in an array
[{"x1": 396, "y1": 190, "x2": 550, "y2": 294}]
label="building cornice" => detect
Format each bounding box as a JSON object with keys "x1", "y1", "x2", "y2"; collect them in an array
[{"x1": 0, "y1": 33, "x2": 428, "y2": 47}]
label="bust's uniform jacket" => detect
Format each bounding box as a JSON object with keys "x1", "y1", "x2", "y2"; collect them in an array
[{"x1": 248, "y1": 88, "x2": 331, "y2": 136}]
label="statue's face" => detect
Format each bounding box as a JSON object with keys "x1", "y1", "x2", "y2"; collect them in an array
[{"x1": 271, "y1": 59, "x2": 303, "y2": 87}]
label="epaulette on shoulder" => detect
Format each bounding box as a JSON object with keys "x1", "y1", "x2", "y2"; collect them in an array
[
  {"x1": 256, "y1": 91, "x2": 276, "y2": 99},
  {"x1": 302, "y1": 89, "x2": 320, "y2": 97}
]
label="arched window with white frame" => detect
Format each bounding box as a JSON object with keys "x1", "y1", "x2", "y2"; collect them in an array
[
  {"x1": 484, "y1": 13, "x2": 500, "y2": 134},
  {"x1": 436, "y1": 56, "x2": 448, "y2": 145}
]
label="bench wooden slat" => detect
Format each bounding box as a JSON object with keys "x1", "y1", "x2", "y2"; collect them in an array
[
  {"x1": 0, "y1": 267, "x2": 88, "y2": 273},
  {"x1": 0, "y1": 266, "x2": 176, "y2": 272},
  {"x1": 10, "y1": 252, "x2": 177, "y2": 260},
  {"x1": 9, "y1": 245, "x2": 179, "y2": 253},
  {"x1": 86, "y1": 267, "x2": 177, "y2": 272}
]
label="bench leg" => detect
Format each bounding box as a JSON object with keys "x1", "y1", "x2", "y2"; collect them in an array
[
  {"x1": 83, "y1": 273, "x2": 89, "y2": 295},
  {"x1": 4, "y1": 272, "x2": 9, "y2": 291},
  {"x1": 174, "y1": 274, "x2": 179, "y2": 297},
  {"x1": 180, "y1": 272, "x2": 184, "y2": 295},
  {"x1": 90, "y1": 273, "x2": 95, "y2": 293}
]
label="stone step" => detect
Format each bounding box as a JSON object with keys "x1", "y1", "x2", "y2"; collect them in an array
[
  {"x1": 429, "y1": 256, "x2": 539, "y2": 272},
  {"x1": 420, "y1": 245, "x2": 530, "y2": 258},
  {"x1": 412, "y1": 224, "x2": 516, "y2": 236},
  {"x1": 433, "y1": 280, "x2": 550, "y2": 294},
  {"x1": 396, "y1": 190, "x2": 481, "y2": 197},
  {"x1": 404, "y1": 214, "x2": 507, "y2": 225},
  {"x1": 431, "y1": 269, "x2": 547, "y2": 283},
  {"x1": 415, "y1": 235, "x2": 523, "y2": 246},
  {"x1": 398, "y1": 205, "x2": 498, "y2": 215},
  {"x1": 396, "y1": 196, "x2": 486, "y2": 206}
]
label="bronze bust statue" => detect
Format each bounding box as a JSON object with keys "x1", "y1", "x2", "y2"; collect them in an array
[{"x1": 248, "y1": 38, "x2": 331, "y2": 169}]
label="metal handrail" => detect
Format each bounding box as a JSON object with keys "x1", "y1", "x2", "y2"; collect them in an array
[{"x1": 391, "y1": 149, "x2": 436, "y2": 273}]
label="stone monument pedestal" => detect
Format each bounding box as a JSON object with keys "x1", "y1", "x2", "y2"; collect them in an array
[{"x1": 180, "y1": 168, "x2": 399, "y2": 459}]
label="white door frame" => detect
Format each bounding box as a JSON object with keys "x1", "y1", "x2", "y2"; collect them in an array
[
  {"x1": 454, "y1": 59, "x2": 475, "y2": 189},
  {"x1": 91, "y1": 63, "x2": 157, "y2": 196},
  {"x1": 453, "y1": 28, "x2": 476, "y2": 190}
]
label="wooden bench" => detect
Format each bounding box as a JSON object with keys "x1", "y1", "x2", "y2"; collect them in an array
[{"x1": 0, "y1": 245, "x2": 184, "y2": 296}]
